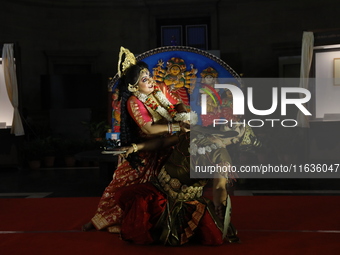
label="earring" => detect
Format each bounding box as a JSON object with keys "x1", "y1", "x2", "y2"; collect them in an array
[{"x1": 128, "y1": 84, "x2": 138, "y2": 93}]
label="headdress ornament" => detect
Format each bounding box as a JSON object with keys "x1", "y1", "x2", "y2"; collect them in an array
[
  {"x1": 166, "y1": 57, "x2": 186, "y2": 72},
  {"x1": 200, "y1": 67, "x2": 218, "y2": 78},
  {"x1": 118, "y1": 46, "x2": 136, "y2": 78},
  {"x1": 117, "y1": 46, "x2": 148, "y2": 93}
]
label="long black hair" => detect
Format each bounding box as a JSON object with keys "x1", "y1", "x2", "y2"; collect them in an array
[{"x1": 118, "y1": 61, "x2": 149, "y2": 169}]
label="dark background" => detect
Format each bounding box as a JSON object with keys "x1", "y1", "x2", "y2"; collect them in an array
[{"x1": 1, "y1": 0, "x2": 340, "y2": 195}]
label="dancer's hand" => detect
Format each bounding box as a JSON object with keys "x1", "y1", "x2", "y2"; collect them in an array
[
  {"x1": 180, "y1": 121, "x2": 190, "y2": 132},
  {"x1": 119, "y1": 146, "x2": 133, "y2": 158}
]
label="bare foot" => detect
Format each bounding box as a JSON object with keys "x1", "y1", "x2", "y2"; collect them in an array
[{"x1": 82, "y1": 222, "x2": 95, "y2": 231}]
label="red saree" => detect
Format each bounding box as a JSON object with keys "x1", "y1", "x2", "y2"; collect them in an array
[
  {"x1": 91, "y1": 150, "x2": 169, "y2": 232},
  {"x1": 90, "y1": 86, "x2": 180, "y2": 232},
  {"x1": 116, "y1": 182, "x2": 224, "y2": 246}
]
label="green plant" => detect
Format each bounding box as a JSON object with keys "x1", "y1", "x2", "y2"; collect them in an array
[{"x1": 82, "y1": 120, "x2": 110, "y2": 140}]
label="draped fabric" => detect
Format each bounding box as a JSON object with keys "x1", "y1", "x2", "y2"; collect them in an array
[
  {"x1": 91, "y1": 149, "x2": 171, "y2": 232},
  {"x1": 116, "y1": 132, "x2": 238, "y2": 246},
  {"x1": 90, "y1": 86, "x2": 178, "y2": 232},
  {"x1": 2, "y1": 44, "x2": 24, "y2": 136},
  {"x1": 116, "y1": 182, "x2": 224, "y2": 246},
  {"x1": 297, "y1": 32, "x2": 314, "y2": 128}
]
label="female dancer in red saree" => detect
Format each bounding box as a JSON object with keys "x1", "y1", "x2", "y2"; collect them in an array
[{"x1": 83, "y1": 47, "x2": 189, "y2": 232}]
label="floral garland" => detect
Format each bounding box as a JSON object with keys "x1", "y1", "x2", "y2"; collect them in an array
[
  {"x1": 190, "y1": 134, "x2": 224, "y2": 156},
  {"x1": 134, "y1": 85, "x2": 177, "y2": 121}
]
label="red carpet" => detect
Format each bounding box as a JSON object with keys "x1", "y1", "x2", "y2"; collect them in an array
[{"x1": 1, "y1": 196, "x2": 339, "y2": 255}]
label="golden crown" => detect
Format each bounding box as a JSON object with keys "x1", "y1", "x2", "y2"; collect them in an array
[{"x1": 118, "y1": 46, "x2": 136, "y2": 78}]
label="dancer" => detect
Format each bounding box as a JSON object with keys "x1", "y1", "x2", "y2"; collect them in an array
[
  {"x1": 115, "y1": 125, "x2": 243, "y2": 246},
  {"x1": 82, "y1": 47, "x2": 189, "y2": 232}
]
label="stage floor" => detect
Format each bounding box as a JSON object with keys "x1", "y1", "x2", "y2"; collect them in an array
[
  {"x1": 1, "y1": 196, "x2": 339, "y2": 255},
  {"x1": 1, "y1": 166, "x2": 339, "y2": 254}
]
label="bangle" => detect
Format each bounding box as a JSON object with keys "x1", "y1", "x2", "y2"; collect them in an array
[
  {"x1": 131, "y1": 143, "x2": 138, "y2": 153},
  {"x1": 171, "y1": 123, "x2": 181, "y2": 132},
  {"x1": 167, "y1": 122, "x2": 172, "y2": 134}
]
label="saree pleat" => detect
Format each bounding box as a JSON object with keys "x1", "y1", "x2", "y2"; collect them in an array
[
  {"x1": 117, "y1": 182, "x2": 224, "y2": 246},
  {"x1": 91, "y1": 149, "x2": 171, "y2": 232},
  {"x1": 116, "y1": 131, "x2": 238, "y2": 245}
]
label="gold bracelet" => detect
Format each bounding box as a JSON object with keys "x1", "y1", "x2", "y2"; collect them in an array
[
  {"x1": 131, "y1": 143, "x2": 138, "y2": 153},
  {"x1": 171, "y1": 123, "x2": 181, "y2": 132}
]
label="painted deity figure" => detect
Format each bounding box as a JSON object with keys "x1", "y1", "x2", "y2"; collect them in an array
[
  {"x1": 199, "y1": 67, "x2": 223, "y2": 126},
  {"x1": 220, "y1": 87, "x2": 241, "y2": 123},
  {"x1": 153, "y1": 57, "x2": 197, "y2": 108}
]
